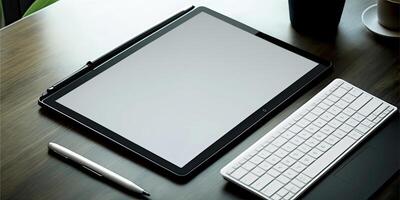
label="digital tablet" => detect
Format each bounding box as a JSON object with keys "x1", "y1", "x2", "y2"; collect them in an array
[{"x1": 40, "y1": 7, "x2": 332, "y2": 176}]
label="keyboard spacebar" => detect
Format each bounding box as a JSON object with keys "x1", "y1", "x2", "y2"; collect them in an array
[{"x1": 303, "y1": 137, "x2": 355, "y2": 178}]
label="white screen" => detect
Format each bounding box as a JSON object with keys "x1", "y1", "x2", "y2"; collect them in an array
[{"x1": 57, "y1": 12, "x2": 317, "y2": 167}]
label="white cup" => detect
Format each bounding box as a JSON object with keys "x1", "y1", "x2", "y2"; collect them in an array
[{"x1": 378, "y1": 0, "x2": 400, "y2": 30}]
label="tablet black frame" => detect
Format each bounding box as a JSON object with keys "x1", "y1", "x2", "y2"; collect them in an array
[{"x1": 40, "y1": 6, "x2": 332, "y2": 176}]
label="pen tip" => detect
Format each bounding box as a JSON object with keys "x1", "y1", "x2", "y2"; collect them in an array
[{"x1": 142, "y1": 191, "x2": 150, "y2": 196}]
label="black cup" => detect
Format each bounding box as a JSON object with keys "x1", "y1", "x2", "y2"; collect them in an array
[{"x1": 289, "y1": 0, "x2": 346, "y2": 34}]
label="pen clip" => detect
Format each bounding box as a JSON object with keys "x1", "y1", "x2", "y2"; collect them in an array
[{"x1": 82, "y1": 165, "x2": 103, "y2": 177}]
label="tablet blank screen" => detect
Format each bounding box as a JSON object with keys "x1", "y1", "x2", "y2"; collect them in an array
[{"x1": 57, "y1": 12, "x2": 317, "y2": 167}]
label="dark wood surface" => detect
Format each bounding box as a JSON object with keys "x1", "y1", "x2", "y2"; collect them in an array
[{"x1": 1, "y1": 0, "x2": 399, "y2": 199}]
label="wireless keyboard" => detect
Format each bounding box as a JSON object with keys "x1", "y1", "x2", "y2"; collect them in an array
[{"x1": 220, "y1": 79, "x2": 397, "y2": 200}]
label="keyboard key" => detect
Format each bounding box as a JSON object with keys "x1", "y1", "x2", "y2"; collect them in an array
[
  {"x1": 313, "y1": 132, "x2": 327, "y2": 141},
  {"x1": 305, "y1": 124, "x2": 319, "y2": 133},
  {"x1": 333, "y1": 87, "x2": 347, "y2": 97},
  {"x1": 277, "y1": 188, "x2": 289, "y2": 197},
  {"x1": 238, "y1": 158, "x2": 247, "y2": 164},
  {"x1": 275, "y1": 149, "x2": 289, "y2": 158},
  {"x1": 289, "y1": 125, "x2": 302, "y2": 133},
  {"x1": 328, "y1": 119, "x2": 342, "y2": 129},
  {"x1": 276, "y1": 175, "x2": 290, "y2": 185},
  {"x1": 289, "y1": 150, "x2": 304, "y2": 160},
  {"x1": 305, "y1": 138, "x2": 319, "y2": 147},
  {"x1": 263, "y1": 135, "x2": 275, "y2": 144},
  {"x1": 308, "y1": 148, "x2": 323, "y2": 159},
  {"x1": 284, "y1": 192, "x2": 295, "y2": 200},
  {"x1": 342, "y1": 93, "x2": 356, "y2": 103},
  {"x1": 287, "y1": 119, "x2": 296, "y2": 125},
  {"x1": 261, "y1": 180, "x2": 283, "y2": 197},
  {"x1": 340, "y1": 83, "x2": 352, "y2": 90},
  {"x1": 299, "y1": 154, "x2": 315, "y2": 165},
  {"x1": 297, "y1": 118, "x2": 311, "y2": 128},
  {"x1": 251, "y1": 166, "x2": 265, "y2": 177},
  {"x1": 298, "y1": 130, "x2": 313, "y2": 140},
  {"x1": 348, "y1": 88, "x2": 362, "y2": 97},
  {"x1": 345, "y1": 118, "x2": 359, "y2": 127},
  {"x1": 311, "y1": 107, "x2": 324, "y2": 116},
  {"x1": 255, "y1": 145, "x2": 264, "y2": 151},
  {"x1": 251, "y1": 173, "x2": 274, "y2": 190},
  {"x1": 273, "y1": 137, "x2": 287, "y2": 147},
  {"x1": 367, "y1": 114, "x2": 377, "y2": 121},
  {"x1": 323, "y1": 99, "x2": 334, "y2": 106},
  {"x1": 304, "y1": 113, "x2": 318, "y2": 121},
  {"x1": 373, "y1": 104, "x2": 388, "y2": 116},
  {"x1": 274, "y1": 163, "x2": 288, "y2": 172},
  {"x1": 250, "y1": 155, "x2": 263, "y2": 165},
  {"x1": 297, "y1": 173, "x2": 312, "y2": 184},
  {"x1": 283, "y1": 168, "x2": 298, "y2": 179},
  {"x1": 282, "y1": 142, "x2": 297, "y2": 152},
  {"x1": 327, "y1": 95, "x2": 339, "y2": 102},
  {"x1": 244, "y1": 154, "x2": 252, "y2": 160},
  {"x1": 290, "y1": 136, "x2": 305, "y2": 146},
  {"x1": 321, "y1": 112, "x2": 335, "y2": 121},
  {"x1": 282, "y1": 131, "x2": 295, "y2": 140},
  {"x1": 318, "y1": 102, "x2": 330, "y2": 110},
  {"x1": 361, "y1": 119, "x2": 374, "y2": 128},
  {"x1": 267, "y1": 168, "x2": 280, "y2": 178},
  {"x1": 343, "y1": 107, "x2": 356, "y2": 116},
  {"x1": 335, "y1": 99, "x2": 349, "y2": 109},
  {"x1": 271, "y1": 194, "x2": 281, "y2": 200},
  {"x1": 248, "y1": 149, "x2": 258, "y2": 156},
  {"x1": 240, "y1": 172, "x2": 258, "y2": 185},
  {"x1": 335, "y1": 113, "x2": 349, "y2": 122},
  {"x1": 298, "y1": 143, "x2": 312, "y2": 153},
  {"x1": 292, "y1": 178, "x2": 306, "y2": 188},
  {"x1": 348, "y1": 131, "x2": 362, "y2": 140},
  {"x1": 225, "y1": 167, "x2": 236, "y2": 174},
  {"x1": 231, "y1": 168, "x2": 248, "y2": 179},
  {"x1": 352, "y1": 113, "x2": 365, "y2": 122},
  {"x1": 316, "y1": 141, "x2": 331, "y2": 152},
  {"x1": 320, "y1": 125, "x2": 335, "y2": 135},
  {"x1": 355, "y1": 124, "x2": 369, "y2": 134},
  {"x1": 333, "y1": 129, "x2": 346, "y2": 138},
  {"x1": 327, "y1": 105, "x2": 341, "y2": 115},
  {"x1": 349, "y1": 93, "x2": 371, "y2": 110},
  {"x1": 313, "y1": 118, "x2": 327, "y2": 127},
  {"x1": 325, "y1": 135, "x2": 339, "y2": 145},
  {"x1": 358, "y1": 98, "x2": 382, "y2": 116},
  {"x1": 339, "y1": 123, "x2": 353, "y2": 133},
  {"x1": 304, "y1": 137, "x2": 355, "y2": 178},
  {"x1": 285, "y1": 183, "x2": 300, "y2": 194},
  {"x1": 242, "y1": 161, "x2": 256, "y2": 171},
  {"x1": 292, "y1": 162, "x2": 307, "y2": 172},
  {"x1": 258, "y1": 150, "x2": 270, "y2": 158},
  {"x1": 259, "y1": 161, "x2": 273, "y2": 171},
  {"x1": 282, "y1": 156, "x2": 296, "y2": 166},
  {"x1": 270, "y1": 131, "x2": 282, "y2": 138},
  {"x1": 266, "y1": 155, "x2": 280, "y2": 165},
  {"x1": 265, "y1": 144, "x2": 278, "y2": 153}
]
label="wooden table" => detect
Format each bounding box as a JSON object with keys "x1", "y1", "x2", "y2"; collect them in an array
[{"x1": 1, "y1": 0, "x2": 399, "y2": 199}]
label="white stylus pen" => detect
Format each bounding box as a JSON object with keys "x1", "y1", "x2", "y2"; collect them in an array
[{"x1": 48, "y1": 142, "x2": 150, "y2": 196}]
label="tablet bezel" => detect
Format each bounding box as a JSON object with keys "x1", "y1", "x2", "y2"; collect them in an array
[{"x1": 40, "y1": 6, "x2": 332, "y2": 176}]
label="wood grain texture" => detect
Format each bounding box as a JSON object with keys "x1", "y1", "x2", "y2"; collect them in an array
[{"x1": 1, "y1": 0, "x2": 399, "y2": 199}]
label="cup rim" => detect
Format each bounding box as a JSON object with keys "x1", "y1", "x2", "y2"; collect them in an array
[{"x1": 385, "y1": 0, "x2": 400, "y2": 5}]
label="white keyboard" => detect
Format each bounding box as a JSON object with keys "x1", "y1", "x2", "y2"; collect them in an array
[{"x1": 220, "y1": 79, "x2": 397, "y2": 200}]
